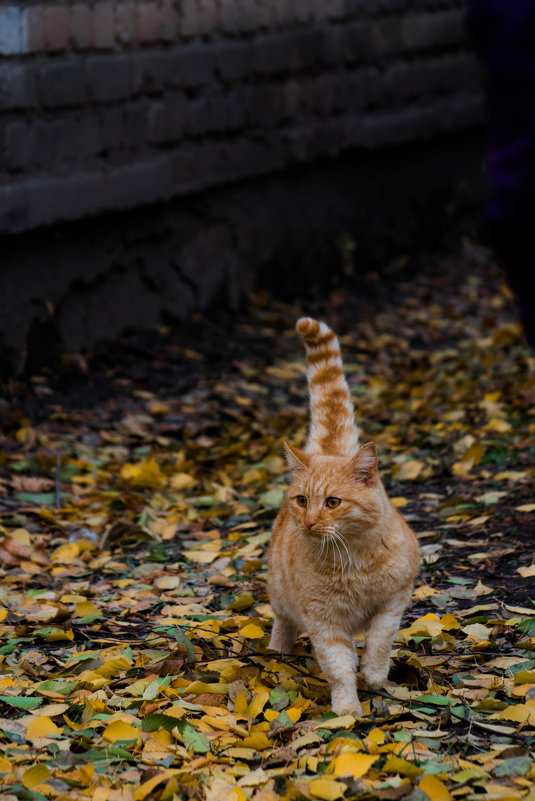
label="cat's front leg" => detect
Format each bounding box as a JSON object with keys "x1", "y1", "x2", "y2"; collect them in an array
[
  {"x1": 268, "y1": 615, "x2": 298, "y2": 653},
  {"x1": 310, "y1": 630, "x2": 362, "y2": 717},
  {"x1": 361, "y1": 588, "x2": 412, "y2": 691}
]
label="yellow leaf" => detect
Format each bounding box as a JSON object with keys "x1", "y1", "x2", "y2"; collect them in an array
[
  {"x1": 22, "y1": 764, "x2": 51, "y2": 789},
  {"x1": 26, "y1": 716, "x2": 61, "y2": 740},
  {"x1": 309, "y1": 778, "x2": 347, "y2": 800},
  {"x1": 331, "y1": 752, "x2": 377, "y2": 779},
  {"x1": 395, "y1": 460, "x2": 423, "y2": 481},
  {"x1": 182, "y1": 549, "x2": 220, "y2": 564},
  {"x1": 248, "y1": 691, "x2": 269, "y2": 719},
  {"x1": 241, "y1": 732, "x2": 271, "y2": 750},
  {"x1": 234, "y1": 692, "x2": 249, "y2": 715},
  {"x1": 516, "y1": 504, "x2": 535, "y2": 513},
  {"x1": 451, "y1": 460, "x2": 474, "y2": 477},
  {"x1": 102, "y1": 720, "x2": 139, "y2": 742},
  {"x1": 485, "y1": 418, "x2": 512, "y2": 433},
  {"x1": 95, "y1": 657, "x2": 132, "y2": 678},
  {"x1": 514, "y1": 671, "x2": 535, "y2": 685},
  {"x1": 154, "y1": 575, "x2": 181, "y2": 590},
  {"x1": 383, "y1": 755, "x2": 423, "y2": 778},
  {"x1": 134, "y1": 770, "x2": 176, "y2": 800},
  {"x1": 312, "y1": 714, "x2": 357, "y2": 729},
  {"x1": 120, "y1": 459, "x2": 167, "y2": 489},
  {"x1": 74, "y1": 602, "x2": 102, "y2": 618},
  {"x1": 492, "y1": 699, "x2": 535, "y2": 724},
  {"x1": 462, "y1": 623, "x2": 491, "y2": 642},
  {"x1": 227, "y1": 593, "x2": 255, "y2": 611},
  {"x1": 468, "y1": 515, "x2": 490, "y2": 526},
  {"x1": 0, "y1": 608, "x2": 8, "y2": 622},
  {"x1": 367, "y1": 727, "x2": 385, "y2": 744},
  {"x1": 397, "y1": 612, "x2": 444, "y2": 643},
  {"x1": 51, "y1": 542, "x2": 80, "y2": 562},
  {"x1": 517, "y1": 564, "x2": 535, "y2": 577},
  {"x1": 169, "y1": 472, "x2": 197, "y2": 490},
  {"x1": 391, "y1": 497, "x2": 408, "y2": 507},
  {"x1": 240, "y1": 622, "x2": 264, "y2": 639},
  {"x1": 440, "y1": 614, "x2": 459, "y2": 631},
  {"x1": 286, "y1": 706, "x2": 302, "y2": 723},
  {"x1": 413, "y1": 585, "x2": 439, "y2": 599},
  {"x1": 419, "y1": 775, "x2": 452, "y2": 801},
  {"x1": 184, "y1": 681, "x2": 227, "y2": 694}
]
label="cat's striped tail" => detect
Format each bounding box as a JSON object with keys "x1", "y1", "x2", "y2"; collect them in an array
[{"x1": 296, "y1": 317, "x2": 360, "y2": 457}]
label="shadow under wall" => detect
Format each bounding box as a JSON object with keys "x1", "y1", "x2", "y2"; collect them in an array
[{"x1": 0, "y1": 130, "x2": 487, "y2": 376}]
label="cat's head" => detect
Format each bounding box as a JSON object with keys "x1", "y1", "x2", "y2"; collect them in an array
[{"x1": 283, "y1": 441, "x2": 384, "y2": 539}]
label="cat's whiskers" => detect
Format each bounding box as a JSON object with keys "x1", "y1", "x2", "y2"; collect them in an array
[
  {"x1": 312, "y1": 534, "x2": 327, "y2": 569},
  {"x1": 332, "y1": 530, "x2": 352, "y2": 569}
]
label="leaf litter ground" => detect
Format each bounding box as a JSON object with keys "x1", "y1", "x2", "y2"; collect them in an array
[{"x1": 1, "y1": 244, "x2": 535, "y2": 801}]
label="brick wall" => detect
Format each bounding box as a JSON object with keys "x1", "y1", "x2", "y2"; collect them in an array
[{"x1": 0, "y1": 0, "x2": 483, "y2": 235}]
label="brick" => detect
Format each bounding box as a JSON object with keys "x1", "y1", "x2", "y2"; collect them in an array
[
  {"x1": 136, "y1": 2, "x2": 160, "y2": 43},
  {"x1": 289, "y1": 28, "x2": 322, "y2": 70},
  {"x1": 348, "y1": 66, "x2": 381, "y2": 110},
  {"x1": 157, "y1": 0, "x2": 180, "y2": 42},
  {"x1": 31, "y1": 120, "x2": 58, "y2": 169},
  {"x1": 218, "y1": 0, "x2": 240, "y2": 34},
  {"x1": 294, "y1": 0, "x2": 313, "y2": 24},
  {"x1": 253, "y1": 32, "x2": 295, "y2": 74},
  {"x1": 87, "y1": 55, "x2": 131, "y2": 101},
  {"x1": 20, "y1": 6, "x2": 45, "y2": 54},
  {"x1": 71, "y1": 5, "x2": 92, "y2": 50},
  {"x1": 197, "y1": 0, "x2": 218, "y2": 35},
  {"x1": 115, "y1": 1, "x2": 136, "y2": 45},
  {"x1": 249, "y1": 0, "x2": 273, "y2": 31},
  {"x1": 214, "y1": 40, "x2": 252, "y2": 82},
  {"x1": 0, "y1": 7, "x2": 22, "y2": 56},
  {"x1": 180, "y1": 0, "x2": 198, "y2": 38},
  {"x1": 39, "y1": 62, "x2": 87, "y2": 108},
  {"x1": 321, "y1": 26, "x2": 342, "y2": 65},
  {"x1": 171, "y1": 44, "x2": 214, "y2": 88},
  {"x1": 43, "y1": 6, "x2": 70, "y2": 52},
  {"x1": 328, "y1": 0, "x2": 346, "y2": 20},
  {"x1": 303, "y1": 74, "x2": 335, "y2": 116},
  {"x1": 184, "y1": 96, "x2": 209, "y2": 136},
  {"x1": 122, "y1": 104, "x2": 148, "y2": 148},
  {"x1": 99, "y1": 106, "x2": 124, "y2": 150},
  {"x1": 204, "y1": 89, "x2": 246, "y2": 133},
  {"x1": 0, "y1": 64, "x2": 36, "y2": 110},
  {"x1": 148, "y1": 97, "x2": 185, "y2": 143},
  {"x1": 132, "y1": 52, "x2": 171, "y2": 94},
  {"x1": 371, "y1": 17, "x2": 403, "y2": 57},
  {"x1": 4, "y1": 122, "x2": 32, "y2": 171},
  {"x1": 76, "y1": 113, "x2": 102, "y2": 157},
  {"x1": 402, "y1": 11, "x2": 466, "y2": 52},
  {"x1": 52, "y1": 118, "x2": 80, "y2": 162},
  {"x1": 311, "y1": 0, "x2": 329, "y2": 23},
  {"x1": 283, "y1": 81, "x2": 301, "y2": 120},
  {"x1": 93, "y1": 2, "x2": 115, "y2": 50},
  {"x1": 342, "y1": 21, "x2": 374, "y2": 62}
]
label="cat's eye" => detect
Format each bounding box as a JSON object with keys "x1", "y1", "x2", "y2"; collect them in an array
[
  {"x1": 296, "y1": 495, "x2": 308, "y2": 507},
  {"x1": 325, "y1": 497, "x2": 341, "y2": 509}
]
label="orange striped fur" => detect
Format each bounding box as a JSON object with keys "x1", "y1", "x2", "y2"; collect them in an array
[{"x1": 267, "y1": 317, "x2": 420, "y2": 717}]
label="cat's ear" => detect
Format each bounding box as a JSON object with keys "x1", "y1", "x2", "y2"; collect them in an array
[
  {"x1": 284, "y1": 442, "x2": 310, "y2": 472},
  {"x1": 349, "y1": 442, "x2": 377, "y2": 486}
]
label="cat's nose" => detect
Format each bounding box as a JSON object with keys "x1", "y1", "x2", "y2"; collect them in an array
[{"x1": 304, "y1": 518, "x2": 317, "y2": 529}]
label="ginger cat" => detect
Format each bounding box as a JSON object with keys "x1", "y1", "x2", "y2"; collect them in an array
[{"x1": 267, "y1": 317, "x2": 420, "y2": 716}]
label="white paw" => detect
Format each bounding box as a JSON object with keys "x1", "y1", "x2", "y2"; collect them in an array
[
  {"x1": 362, "y1": 667, "x2": 388, "y2": 691},
  {"x1": 332, "y1": 700, "x2": 362, "y2": 717}
]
